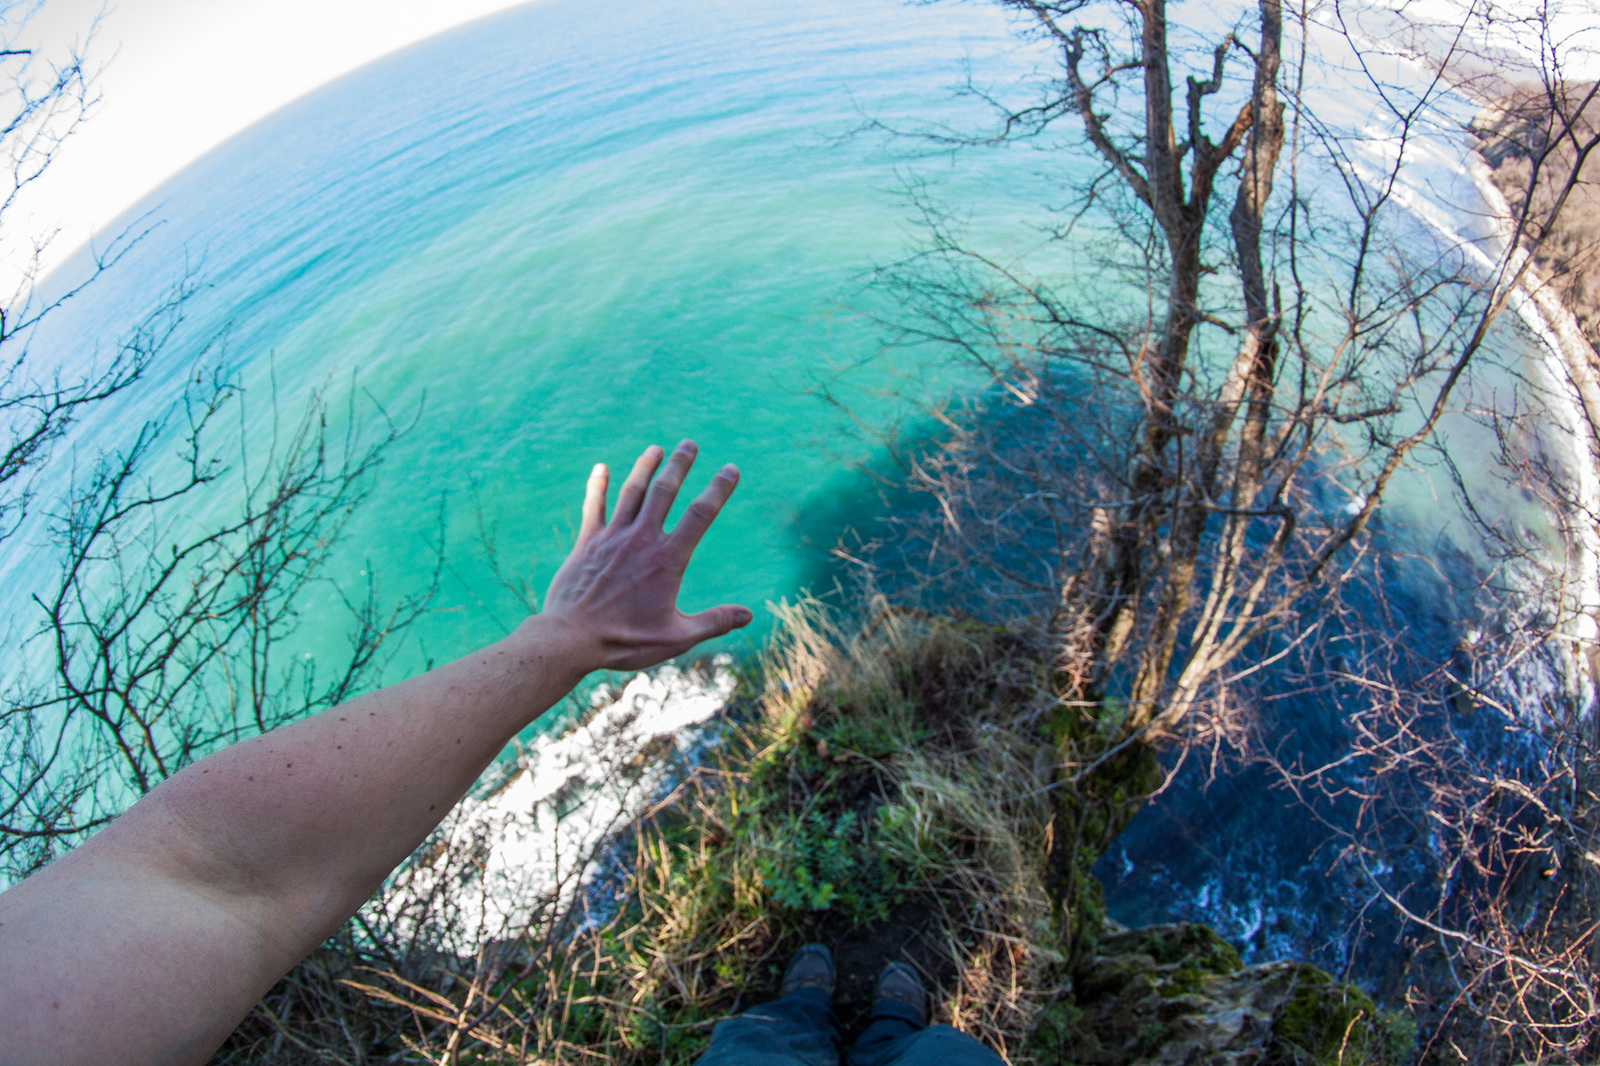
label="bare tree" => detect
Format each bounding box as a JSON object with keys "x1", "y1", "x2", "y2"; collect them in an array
[
  {"x1": 0, "y1": 367, "x2": 441, "y2": 878},
  {"x1": 844, "y1": 0, "x2": 1600, "y2": 1049},
  {"x1": 1265, "y1": 21, "x2": 1600, "y2": 1057},
  {"x1": 0, "y1": 15, "x2": 146, "y2": 541},
  {"x1": 0, "y1": 12, "x2": 439, "y2": 880}
]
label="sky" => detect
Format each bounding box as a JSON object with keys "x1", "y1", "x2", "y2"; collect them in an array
[{"x1": 3, "y1": 0, "x2": 538, "y2": 286}]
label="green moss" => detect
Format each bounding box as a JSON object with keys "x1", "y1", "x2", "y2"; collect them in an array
[
  {"x1": 1075, "y1": 953, "x2": 1159, "y2": 1001},
  {"x1": 1161, "y1": 965, "x2": 1206, "y2": 997},
  {"x1": 1135, "y1": 1020, "x2": 1168, "y2": 1055},
  {"x1": 473, "y1": 610, "x2": 1429, "y2": 1066},
  {"x1": 1265, "y1": 964, "x2": 1414, "y2": 1065},
  {"x1": 1024, "y1": 998, "x2": 1086, "y2": 1063},
  {"x1": 1102, "y1": 923, "x2": 1244, "y2": 978},
  {"x1": 1042, "y1": 922, "x2": 1423, "y2": 1066},
  {"x1": 1381, "y1": 1013, "x2": 1420, "y2": 1062}
]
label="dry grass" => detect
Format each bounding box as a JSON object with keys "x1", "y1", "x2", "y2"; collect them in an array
[
  {"x1": 214, "y1": 599, "x2": 1069, "y2": 1064},
  {"x1": 1474, "y1": 82, "x2": 1600, "y2": 351}
]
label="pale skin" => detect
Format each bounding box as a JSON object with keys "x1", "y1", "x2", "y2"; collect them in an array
[{"x1": 0, "y1": 440, "x2": 751, "y2": 1066}]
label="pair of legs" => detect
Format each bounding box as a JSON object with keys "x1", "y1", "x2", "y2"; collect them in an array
[{"x1": 693, "y1": 945, "x2": 1003, "y2": 1066}]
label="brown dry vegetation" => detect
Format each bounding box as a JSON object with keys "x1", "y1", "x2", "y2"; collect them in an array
[
  {"x1": 214, "y1": 603, "x2": 1062, "y2": 1063},
  {"x1": 212, "y1": 604, "x2": 1408, "y2": 1065},
  {"x1": 1474, "y1": 82, "x2": 1600, "y2": 353}
]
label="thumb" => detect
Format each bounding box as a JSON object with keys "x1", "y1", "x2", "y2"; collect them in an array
[{"x1": 683, "y1": 604, "x2": 754, "y2": 643}]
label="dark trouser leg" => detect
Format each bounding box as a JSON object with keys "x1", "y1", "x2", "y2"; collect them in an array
[
  {"x1": 693, "y1": 987, "x2": 840, "y2": 1066},
  {"x1": 845, "y1": 999, "x2": 1005, "y2": 1066}
]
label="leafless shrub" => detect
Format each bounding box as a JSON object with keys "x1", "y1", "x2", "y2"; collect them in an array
[
  {"x1": 0, "y1": 368, "x2": 438, "y2": 878},
  {"x1": 834, "y1": 0, "x2": 1600, "y2": 1057}
]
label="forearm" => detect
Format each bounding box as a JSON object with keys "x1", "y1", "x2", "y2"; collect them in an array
[
  {"x1": 0, "y1": 615, "x2": 592, "y2": 1065},
  {"x1": 0, "y1": 442, "x2": 748, "y2": 1066},
  {"x1": 142, "y1": 613, "x2": 590, "y2": 924}
]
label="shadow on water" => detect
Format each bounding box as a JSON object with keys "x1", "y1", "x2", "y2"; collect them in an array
[
  {"x1": 786, "y1": 449, "x2": 927, "y2": 606},
  {"x1": 1093, "y1": 468, "x2": 1536, "y2": 988},
  {"x1": 787, "y1": 382, "x2": 1491, "y2": 994}
]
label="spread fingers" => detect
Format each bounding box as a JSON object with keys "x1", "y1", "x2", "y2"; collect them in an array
[
  {"x1": 611, "y1": 445, "x2": 664, "y2": 527},
  {"x1": 669, "y1": 463, "x2": 739, "y2": 560},
  {"x1": 639, "y1": 440, "x2": 698, "y2": 527}
]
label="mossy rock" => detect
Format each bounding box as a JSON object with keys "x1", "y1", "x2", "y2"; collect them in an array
[
  {"x1": 1263, "y1": 964, "x2": 1417, "y2": 1066},
  {"x1": 1074, "y1": 951, "x2": 1161, "y2": 1002},
  {"x1": 1029, "y1": 922, "x2": 1415, "y2": 1066},
  {"x1": 1100, "y1": 922, "x2": 1244, "y2": 975}
]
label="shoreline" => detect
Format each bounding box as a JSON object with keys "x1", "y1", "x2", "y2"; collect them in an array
[
  {"x1": 1465, "y1": 147, "x2": 1600, "y2": 709},
  {"x1": 375, "y1": 657, "x2": 739, "y2": 949}
]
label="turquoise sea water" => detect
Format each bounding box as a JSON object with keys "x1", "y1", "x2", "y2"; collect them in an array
[
  {"x1": 11, "y1": 0, "x2": 1565, "y2": 982},
  {"x1": 16, "y1": 0, "x2": 1066, "y2": 681}
]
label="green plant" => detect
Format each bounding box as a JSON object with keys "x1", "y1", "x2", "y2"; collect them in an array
[
  {"x1": 816, "y1": 703, "x2": 918, "y2": 760},
  {"x1": 223, "y1": 603, "x2": 1064, "y2": 1063},
  {"x1": 757, "y1": 810, "x2": 903, "y2": 922}
]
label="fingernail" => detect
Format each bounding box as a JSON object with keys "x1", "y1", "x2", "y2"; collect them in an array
[
  {"x1": 721, "y1": 464, "x2": 739, "y2": 479},
  {"x1": 591, "y1": 463, "x2": 605, "y2": 477},
  {"x1": 733, "y1": 607, "x2": 753, "y2": 626}
]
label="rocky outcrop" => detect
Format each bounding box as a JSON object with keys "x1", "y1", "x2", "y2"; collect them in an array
[{"x1": 1029, "y1": 923, "x2": 1414, "y2": 1066}]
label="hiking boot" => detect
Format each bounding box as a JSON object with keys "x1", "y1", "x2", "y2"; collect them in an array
[
  {"x1": 873, "y1": 962, "x2": 926, "y2": 1027},
  {"x1": 781, "y1": 943, "x2": 836, "y2": 999}
]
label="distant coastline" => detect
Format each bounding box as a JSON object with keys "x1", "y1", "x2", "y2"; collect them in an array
[{"x1": 1469, "y1": 86, "x2": 1600, "y2": 686}]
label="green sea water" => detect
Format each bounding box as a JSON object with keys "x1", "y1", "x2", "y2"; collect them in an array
[{"x1": 19, "y1": 0, "x2": 1070, "y2": 693}]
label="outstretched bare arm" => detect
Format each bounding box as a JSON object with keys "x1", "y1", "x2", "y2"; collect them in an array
[{"x1": 0, "y1": 440, "x2": 749, "y2": 1066}]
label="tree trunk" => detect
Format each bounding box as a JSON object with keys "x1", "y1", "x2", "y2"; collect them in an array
[
  {"x1": 1124, "y1": 0, "x2": 1285, "y2": 731},
  {"x1": 1046, "y1": 0, "x2": 1286, "y2": 959}
]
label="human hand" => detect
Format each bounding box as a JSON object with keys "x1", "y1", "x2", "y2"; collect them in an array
[{"x1": 537, "y1": 441, "x2": 753, "y2": 672}]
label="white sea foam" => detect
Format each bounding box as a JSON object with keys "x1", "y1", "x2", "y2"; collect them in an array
[
  {"x1": 370, "y1": 656, "x2": 738, "y2": 951},
  {"x1": 1467, "y1": 162, "x2": 1600, "y2": 660},
  {"x1": 1320, "y1": 2, "x2": 1600, "y2": 715}
]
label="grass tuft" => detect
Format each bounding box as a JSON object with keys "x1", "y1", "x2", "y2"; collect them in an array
[
  {"x1": 533, "y1": 597, "x2": 1061, "y2": 1063},
  {"x1": 215, "y1": 598, "x2": 1414, "y2": 1065}
]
